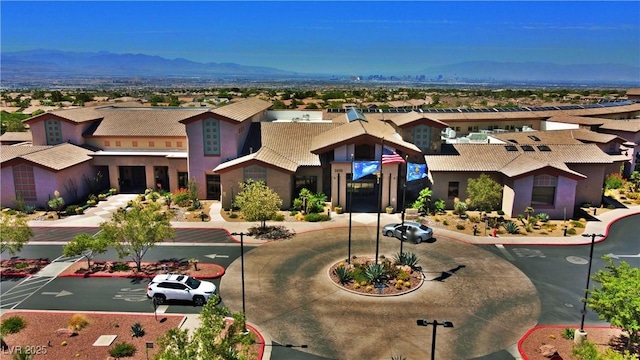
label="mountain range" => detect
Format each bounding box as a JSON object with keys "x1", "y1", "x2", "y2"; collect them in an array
[{"x1": 1, "y1": 49, "x2": 639, "y2": 85}]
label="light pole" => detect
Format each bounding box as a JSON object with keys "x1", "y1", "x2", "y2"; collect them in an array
[
  {"x1": 575, "y1": 233, "x2": 604, "y2": 344},
  {"x1": 231, "y1": 231, "x2": 249, "y2": 333},
  {"x1": 417, "y1": 319, "x2": 454, "y2": 360},
  {"x1": 348, "y1": 154, "x2": 354, "y2": 264}
]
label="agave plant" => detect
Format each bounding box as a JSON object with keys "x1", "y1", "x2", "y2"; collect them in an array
[
  {"x1": 504, "y1": 221, "x2": 520, "y2": 234},
  {"x1": 537, "y1": 213, "x2": 550, "y2": 222},
  {"x1": 364, "y1": 263, "x2": 388, "y2": 284},
  {"x1": 131, "y1": 322, "x2": 145, "y2": 338},
  {"x1": 394, "y1": 252, "x2": 420, "y2": 269},
  {"x1": 332, "y1": 265, "x2": 353, "y2": 285}
]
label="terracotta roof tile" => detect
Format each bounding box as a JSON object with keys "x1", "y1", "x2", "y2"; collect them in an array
[
  {"x1": 212, "y1": 97, "x2": 272, "y2": 122},
  {"x1": 491, "y1": 129, "x2": 623, "y2": 145},
  {"x1": 0, "y1": 131, "x2": 32, "y2": 142},
  {"x1": 90, "y1": 108, "x2": 207, "y2": 137},
  {"x1": 1, "y1": 143, "x2": 93, "y2": 170}
]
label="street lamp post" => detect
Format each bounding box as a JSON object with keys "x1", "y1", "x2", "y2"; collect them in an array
[
  {"x1": 417, "y1": 319, "x2": 454, "y2": 360},
  {"x1": 575, "y1": 233, "x2": 604, "y2": 344},
  {"x1": 231, "y1": 231, "x2": 249, "y2": 333}
]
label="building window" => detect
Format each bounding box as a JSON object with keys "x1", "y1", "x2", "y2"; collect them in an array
[
  {"x1": 104, "y1": 140, "x2": 111, "y2": 147},
  {"x1": 178, "y1": 172, "x2": 188, "y2": 189},
  {"x1": 243, "y1": 165, "x2": 266, "y2": 183},
  {"x1": 293, "y1": 175, "x2": 318, "y2": 199},
  {"x1": 13, "y1": 164, "x2": 36, "y2": 201},
  {"x1": 165, "y1": 141, "x2": 171, "y2": 148},
  {"x1": 176, "y1": 141, "x2": 183, "y2": 148},
  {"x1": 115, "y1": 141, "x2": 121, "y2": 147},
  {"x1": 203, "y1": 118, "x2": 220, "y2": 155},
  {"x1": 44, "y1": 119, "x2": 62, "y2": 145},
  {"x1": 132, "y1": 141, "x2": 138, "y2": 147},
  {"x1": 149, "y1": 141, "x2": 155, "y2": 147},
  {"x1": 413, "y1": 125, "x2": 431, "y2": 152},
  {"x1": 532, "y1": 174, "x2": 557, "y2": 205},
  {"x1": 448, "y1": 182, "x2": 459, "y2": 198}
]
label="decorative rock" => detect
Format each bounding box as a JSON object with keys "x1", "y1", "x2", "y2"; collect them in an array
[{"x1": 539, "y1": 344, "x2": 558, "y2": 357}]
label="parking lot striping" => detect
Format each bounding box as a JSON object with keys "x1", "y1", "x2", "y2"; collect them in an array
[
  {"x1": 495, "y1": 244, "x2": 516, "y2": 261},
  {"x1": 0, "y1": 275, "x2": 59, "y2": 310},
  {"x1": 155, "y1": 305, "x2": 169, "y2": 314}
]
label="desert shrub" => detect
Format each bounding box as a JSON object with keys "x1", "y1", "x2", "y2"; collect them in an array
[
  {"x1": 562, "y1": 327, "x2": 575, "y2": 340},
  {"x1": 333, "y1": 266, "x2": 353, "y2": 285},
  {"x1": 272, "y1": 213, "x2": 285, "y2": 221},
  {"x1": 65, "y1": 205, "x2": 78, "y2": 215},
  {"x1": 456, "y1": 224, "x2": 465, "y2": 230},
  {"x1": 394, "y1": 252, "x2": 419, "y2": 269},
  {"x1": 304, "y1": 213, "x2": 330, "y2": 222},
  {"x1": 496, "y1": 209, "x2": 505, "y2": 215},
  {"x1": 469, "y1": 215, "x2": 481, "y2": 223},
  {"x1": 581, "y1": 202, "x2": 592, "y2": 208},
  {"x1": 247, "y1": 225, "x2": 295, "y2": 240},
  {"x1": 68, "y1": 314, "x2": 89, "y2": 331},
  {"x1": 504, "y1": 221, "x2": 520, "y2": 234},
  {"x1": 605, "y1": 173, "x2": 625, "y2": 190},
  {"x1": 572, "y1": 340, "x2": 599, "y2": 360},
  {"x1": 14, "y1": 262, "x2": 29, "y2": 270},
  {"x1": 131, "y1": 322, "x2": 145, "y2": 338},
  {"x1": 172, "y1": 188, "x2": 191, "y2": 207},
  {"x1": 537, "y1": 213, "x2": 550, "y2": 222},
  {"x1": 524, "y1": 224, "x2": 533, "y2": 233},
  {"x1": 23, "y1": 204, "x2": 36, "y2": 214},
  {"x1": 111, "y1": 262, "x2": 131, "y2": 272},
  {"x1": 433, "y1": 199, "x2": 446, "y2": 214},
  {"x1": 0, "y1": 316, "x2": 26, "y2": 335},
  {"x1": 109, "y1": 342, "x2": 136, "y2": 358},
  {"x1": 566, "y1": 227, "x2": 577, "y2": 235},
  {"x1": 396, "y1": 269, "x2": 410, "y2": 281},
  {"x1": 229, "y1": 213, "x2": 239, "y2": 219},
  {"x1": 442, "y1": 219, "x2": 449, "y2": 226},
  {"x1": 571, "y1": 220, "x2": 585, "y2": 228},
  {"x1": 454, "y1": 200, "x2": 467, "y2": 215}
]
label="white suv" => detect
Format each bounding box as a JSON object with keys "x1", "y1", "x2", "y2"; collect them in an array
[{"x1": 147, "y1": 274, "x2": 217, "y2": 306}]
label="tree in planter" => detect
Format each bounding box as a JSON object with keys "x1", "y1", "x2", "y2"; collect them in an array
[
  {"x1": 294, "y1": 188, "x2": 326, "y2": 214},
  {"x1": 467, "y1": 174, "x2": 502, "y2": 212},
  {"x1": 48, "y1": 190, "x2": 65, "y2": 219},
  {"x1": 233, "y1": 180, "x2": 283, "y2": 229},
  {"x1": 155, "y1": 297, "x2": 255, "y2": 360},
  {"x1": 586, "y1": 256, "x2": 640, "y2": 350},
  {"x1": 0, "y1": 213, "x2": 33, "y2": 256},
  {"x1": 411, "y1": 188, "x2": 433, "y2": 214},
  {"x1": 524, "y1": 206, "x2": 535, "y2": 221},
  {"x1": 62, "y1": 233, "x2": 111, "y2": 270},
  {"x1": 99, "y1": 201, "x2": 175, "y2": 272}
]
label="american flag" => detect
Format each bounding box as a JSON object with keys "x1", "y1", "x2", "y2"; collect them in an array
[{"x1": 382, "y1": 146, "x2": 405, "y2": 165}]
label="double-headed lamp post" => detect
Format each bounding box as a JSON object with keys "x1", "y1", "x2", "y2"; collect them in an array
[
  {"x1": 575, "y1": 233, "x2": 604, "y2": 344},
  {"x1": 417, "y1": 319, "x2": 454, "y2": 360},
  {"x1": 230, "y1": 232, "x2": 249, "y2": 333}
]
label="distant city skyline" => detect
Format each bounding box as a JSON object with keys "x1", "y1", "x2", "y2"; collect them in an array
[{"x1": 1, "y1": 1, "x2": 639, "y2": 75}]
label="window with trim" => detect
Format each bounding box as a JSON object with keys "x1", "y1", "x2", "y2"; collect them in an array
[
  {"x1": 178, "y1": 172, "x2": 188, "y2": 188},
  {"x1": 447, "y1": 182, "x2": 459, "y2": 198},
  {"x1": 532, "y1": 174, "x2": 557, "y2": 205},
  {"x1": 413, "y1": 125, "x2": 431, "y2": 152},
  {"x1": 203, "y1": 118, "x2": 220, "y2": 155},
  {"x1": 45, "y1": 119, "x2": 62, "y2": 145},
  {"x1": 243, "y1": 165, "x2": 266, "y2": 183},
  {"x1": 13, "y1": 164, "x2": 37, "y2": 201}
]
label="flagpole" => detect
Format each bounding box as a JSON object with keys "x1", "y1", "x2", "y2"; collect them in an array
[
  {"x1": 347, "y1": 154, "x2": 354, "y2": 264},
  {"x1": 375, "y1": 138, "x2": 384, "y2": 264},
  {"x1": 400, "y1": 155, "x2": 408, "y2": 256}
]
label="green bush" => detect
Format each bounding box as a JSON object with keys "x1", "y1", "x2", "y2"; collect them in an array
[
  {"x1": 229, "y1": 213, "x2": 238, "y2": 219},
  {"x1": 111, "y1": 263, "x2": 130, "y2": 272},
  {"x1": 570, "y1": 220, "x2": 585, "y2": 228},
  {"x1": 65, "y1": 205, "x2": 79, "y2": 215},
  {"x1": 496, "y1": 209, "x2": 505, "y2": 215},
  {"x1": 566, "y1": 227, "x2": 577, "y2": 235},
  {"x1": 109, "y1": 342, "x2": 136, "y2": 358},
  {"x1": 304, "y1": 213, "x2": 330, "y2": 222},
  {"x1": 605, "y1": 173, "x2": 625, "y2": 190},
  {"x1": 456, "y1": 224, "x2": 465, "y2": 230},
  {"x1": 131, "y1": 323, "x2": 145, "y2": 338},
  {"x1": 562, "y1": 327, "x2": 575, "y2": 340},
  {"x1": 537, "y1": 213, "x2": 550, "y2": 222},
  {"x1": 0, "y1": 316, "x2": 26, "y2": 335},
  {"x1": 272, "y1": 213, "x2": 285, "y2": 221}
]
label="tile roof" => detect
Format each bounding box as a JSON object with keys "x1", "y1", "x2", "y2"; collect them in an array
[
  {"x1": 1, "y1": 143, "x2": 94, "y2": 170},
  {"x1": 214, "y1": 122, "x2": 340, "y2": 173},
  {"x1": 425, "y1": 143, "x2": 612, "y2": 178},
  {"x1": 90, "y1": 108, "x2": 208, "y2": 137},
  {"x1": 212, "y1": 97, "x2": 272, "y2": 123},
  {"x1": 491, "y1": 129, "x2": 623, "y2": 145},
  {"x1": 387, "y1": 111, "x2": 449, "y2": 128},
  {"x1": 25, "y1": 107, "x2": 104, "y2": 124},
  {"x1": 598, "y1": 119, "x2": 640, "y2": 132},
  {"x1": 0, "y1": 131, "x2": 32, "y2": 142},
  {"x1": 310, "y1": 115, "x2": 421, "y2": 154}
]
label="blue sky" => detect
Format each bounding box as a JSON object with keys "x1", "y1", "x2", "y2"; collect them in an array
[{"x1": 2, "y1": 1, "x2": 638, "y2": 74}]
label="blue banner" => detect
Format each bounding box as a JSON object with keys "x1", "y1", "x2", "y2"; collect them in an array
[
  {"x1": 352, "y1": 161, "x2": 380, "y2": 181},
  {"x1": 406, "y1": 162, "x2": 427, "y2": 182}
]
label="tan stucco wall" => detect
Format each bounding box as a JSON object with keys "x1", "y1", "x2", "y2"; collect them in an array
[
  {"x1": 85, "y1": 136, "x2": 187, "y2": 151},
  {"x1": 91, "y1": 155, "x2": 187, "y2": 192},
  {"x1": 219, "y1": 166, "x2": 292, "y2": 210}
]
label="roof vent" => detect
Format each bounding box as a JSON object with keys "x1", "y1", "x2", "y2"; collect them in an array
[
  {"x1": 505, "y1": 145, "x2": 518, "y2": 151},
  {"x1": 537, "y1": 145, "x2": 551, "y2": 152},
  {"x1": 521, "y1": 145, "x2": 535, "y2": 152},
  {"x1": 527, "y1": 135, "x2": 541, "y2": 141}
]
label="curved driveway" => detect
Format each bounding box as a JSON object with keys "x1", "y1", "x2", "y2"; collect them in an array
[{"x1": 220, "y1": 227, "x2": 540, "y2": 359}]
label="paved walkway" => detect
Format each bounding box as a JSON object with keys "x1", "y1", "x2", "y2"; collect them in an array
[{"x1": 22, "y1": 195, "x2": 640, "y2": 359}]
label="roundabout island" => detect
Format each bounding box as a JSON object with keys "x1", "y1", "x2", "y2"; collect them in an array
[{"x1": 220, "y1": 227, "x2": 541, "y2": 359}]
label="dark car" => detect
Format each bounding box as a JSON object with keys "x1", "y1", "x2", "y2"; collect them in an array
[{"x1": 382, "y1": 221, "x2": 433, "y2": 243}]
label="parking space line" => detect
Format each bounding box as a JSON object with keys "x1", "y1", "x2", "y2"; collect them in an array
[{"x1": 495, "y1": 244, "x2": 516, "y2": 261}]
